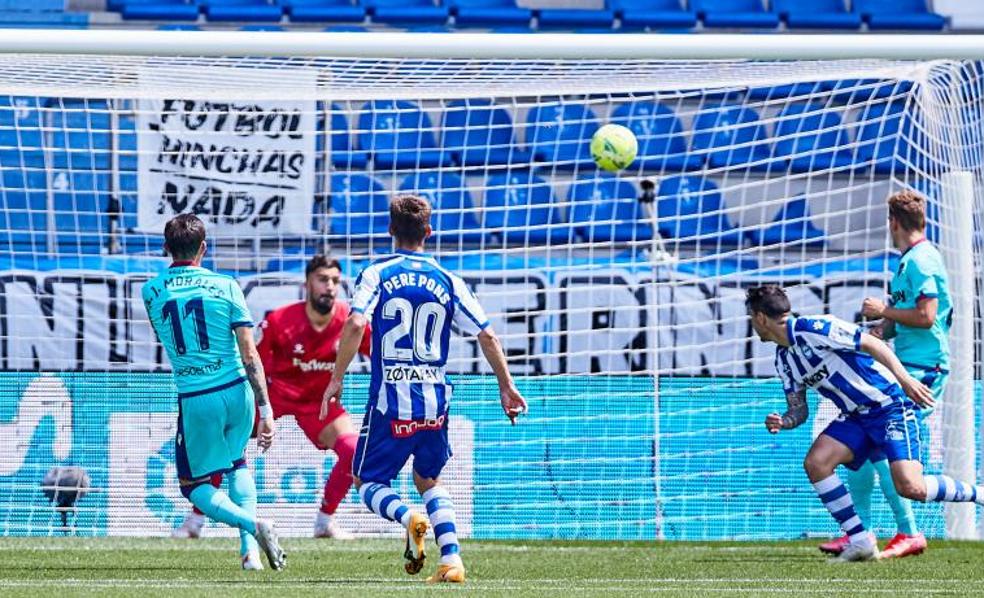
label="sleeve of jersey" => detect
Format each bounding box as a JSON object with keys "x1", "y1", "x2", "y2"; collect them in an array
[
  {"x1": 350, "y1": 266, "x2": 381, "y2": 317},
  {"x1": 229, "y1": 281, "x2": 253, "y2": 329},
  {"x1": 795, "y1": 317, "x2": 860, "y2": 352},
  {"x1": 450, "y1": 275, "x2": 490, "y2": 336},
  {"x1": 909, "y1": 257, "x2": 940, "y2": 302},
  {"x1": 775, "y1": 352, "x2": 801, "y2": 394}
]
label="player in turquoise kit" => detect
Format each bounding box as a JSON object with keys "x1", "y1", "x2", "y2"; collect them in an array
[
  {"x1": 820, "y1": 190, "x2": 952, "y2": 559},
  {"x1": 142, "y1": 214, "x2": 286, "y2": 571}
]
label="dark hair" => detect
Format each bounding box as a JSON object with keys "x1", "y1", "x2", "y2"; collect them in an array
[
  {"x1": 389, "y1": 194, "x2": 431, "y2": 245},
  {"x1": 745, "y1": 285, "x2": 791, "y2": 318},
  {"x1": 887, "y1": 189, "x2": 926, "y2": 233},
  {"x1": 163, "y1": 213, "x2": 206, "y2": 260},
  {"x1": 305, "y1": 254, "x2": 342, "y2": 278}
]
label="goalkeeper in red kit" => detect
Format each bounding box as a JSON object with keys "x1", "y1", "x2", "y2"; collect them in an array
[{"x1": 173, "y1": 255, "x2": 371, "y2": 540}]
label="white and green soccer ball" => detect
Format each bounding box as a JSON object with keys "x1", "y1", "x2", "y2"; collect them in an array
[{"x1": 590, "y1": 123, "x2": 638, "y2": 173}]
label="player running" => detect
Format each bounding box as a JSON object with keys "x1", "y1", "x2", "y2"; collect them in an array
[
  {"x1": 172, "y1": 255, "x2": 370, "y2": 540},
  {"x1": 322, "y1": 194, "x2": 528, "y2": 583},
  {"x1": 143, "y1": 214, "x2": 285, "y2": 571},
  {"x1": 747, "y1": 284, "x2": 981, "y2": 563},
  {"x1": 819, "y1": 190, "x2": 952, "y2": 559}
]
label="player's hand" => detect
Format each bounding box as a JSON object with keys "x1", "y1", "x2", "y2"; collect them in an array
[
  {"x1": 320, "y1": 377, "x2": 343, "y2": 420},
  {"x1": 901, "y1": 375, "x2": 935, "y2": 409},
  {"x1": 861, "y1": 297, "x2": 886, "y2": 319},
  {"x1": 256, "y1": 415, "x2": 276, "y2": 453},
  {"x1": 869, "y1": 322, "x2": 885, "y2": 339},
  {"x1": 500, "y1": 385, "x2": 527, "y2": 425},
  {"x1": 764, "y1": 412, "x2": 784, "y2": 434}
]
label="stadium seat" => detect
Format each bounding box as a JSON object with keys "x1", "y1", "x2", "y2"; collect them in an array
[
  {"x1": 854, "y1": 101, "x2": 913, "y2": 174},
  {"x1": 526, "y1": 102, "x2": 598, "y2": 170},
  {"x1": 690, "y1": 0, "x2": 779, "y2": 28},
  {"x1": 656, "y1": 176, "x2": 742, "y2": 246},
  {"x1": 442, "y1": 99, "x2": 531, "y2": 167},
  {"x1": 328, "y1": 173, "x2": 389, "y2": 239},
  {"x1": 51, "y1": 170, "x2": 111, "y2": 254},
  {"x1": 746, "y1": 195, "x2": 825, "y2": 247},
  {"x1": 0, "y1": 169, "x2": 47, "y2": 252},
  {"x1": 853, "y1": 0, "x2": 945, "y2": 31},
  {"x1": 450, "y1": 0, "x2": 531, "y2": 27},
  {"x1": 328, "y1": 103, "x2": 369, "y2": 169},
  {"x1": 771, "y1": 0, "x2": 860, "y2": 29},
  {"x1": 48, "y1": 99, "x2": 112, "y2": 170},
  {"x1": 690, "y1": 104, "x2": 778, "y2": 172},
  {"x1": 364, "y1": 0, "x2": 449, "y2": 26},
  {"x1": 287, "y1": 0, "x2": 365, "y2": 23},
  {"x1": 610, "y1": 0, "x2": 697, "y2": 30},
  {"x1": 772, "y1": 103, "x2": 853, "y2": 171},
  {"x1": 568, "y1": 173, "x2": 651, "y2": 243},
  {"x1": 483, "y1": 170, "x2": 570, "y2": 244},
  {"x1": 204, "y1": 0, "x2": 284, "y2": 22},
  {"x1": 0, "y1": 96, "x2": 46, "y2": 168},
  {"x1": 357, "y1": 100, "x2": 453, "y2": 169},
  {"x1": 610, "y1": 101, "x2": 701, "y2": 171},
  {"x1": 121, "y1": 0, "x2": 201, "y2": 20},
  {"x1": 398, "y1": 171, "x2": 484, "y2": 244},
  {"x1": 537, "y1": 8, "x2": 615, "y2": 29}
]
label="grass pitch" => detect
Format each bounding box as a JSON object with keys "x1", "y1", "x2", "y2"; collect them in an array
[{"x1": 0, "y1": 537, "x2": 981, "y2": 597}]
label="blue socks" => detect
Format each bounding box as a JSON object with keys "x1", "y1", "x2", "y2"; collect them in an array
[
  {"x1": 188, "y1": 482, "x2": 256, "y2": 536},
  {"x1": 924, "y1": 475, "x2": 984, "y2": 504},
  {"x1": 423, "y1": 486, "x2": 461, "y2": 566},
  {"x1": 227, "y1": 467, "x2": 260, "y2": 557},
  {"x1": 360, "y1": 482, "x2": 412, "y2": 527},
  {"x1": 814, "y1": 474, "x2": 869, "y2": 544}
]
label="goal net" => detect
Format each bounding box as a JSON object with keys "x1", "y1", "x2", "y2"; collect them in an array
[{"x1": 0, "y1": 38, "x2": 981, "y2": 541}]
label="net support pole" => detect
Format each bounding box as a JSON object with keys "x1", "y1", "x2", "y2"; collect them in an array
[{"x1": 940, "y1": 171, "x2": 977, "y2": 540}]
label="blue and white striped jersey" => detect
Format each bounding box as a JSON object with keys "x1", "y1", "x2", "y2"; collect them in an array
[
  {"x1": 351, "y1": 249, "x2": 489, "y2": 420},
  {"x1": 774, "y1": 315, "x2": 907, "y2": 414}
]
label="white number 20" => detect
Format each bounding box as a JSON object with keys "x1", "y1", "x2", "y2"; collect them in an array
[{"x1": 380, "y1": 299, "x2": 446, "y2": 362}]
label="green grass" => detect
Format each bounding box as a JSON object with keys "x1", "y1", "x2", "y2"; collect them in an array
[{"x1": 0, "y1": 537, "x2": 981, "y2": 597}]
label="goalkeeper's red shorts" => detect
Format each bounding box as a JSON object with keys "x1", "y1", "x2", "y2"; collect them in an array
[{"x1": 264, "y1": 379, "x2": 348, "y2": 450}]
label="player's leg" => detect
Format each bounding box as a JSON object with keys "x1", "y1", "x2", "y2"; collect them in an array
[
  {"x1": 297, "y1": 402, "x2": 358, "y2": 539},
  {"x1": 820, "y1": 462, "x2": 876, "y2": 555},
  {"x1": 172, "y1": 473, "x2": 222, "y2": 539},
  {"x1": 806, "y1": 418, "x2": 878, "y2": 562},
  {"x1": 412, "y1": 423, "x2": 464, "y2": 583}
]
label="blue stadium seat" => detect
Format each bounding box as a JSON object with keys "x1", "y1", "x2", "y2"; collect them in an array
[
  {"x1": 611, "y1": 101, "x2": 701, "y2": 171},
  {"x1": 526, "y1": 102, "x2": 598, "y2": 170},
  {"x1": 328, "y1": 173, "x2": 389, "y2": 239},
  {"x1": 328, "y1": 103, "x2": 369, "y2": 169},
  {"x1": 287, "y1": 0, "x2": 365, "y2": 23},
  {"x1": 48, "y1": 99, "x2": 112, "y2": 170},
  {"x1": 122, "y1": 1, "x2": 201, "y2": 20},
  {"x1": 854, "y1": 102, "x2": 912, "y2": 174},
  {"x1": 691, "y1": 0, "x2": 779, "y2": 28},
  {"x1": 0, "y1": 96, "x2": 46, "y2": 168},
  {"x1": 450, "y1": 0, "x2": 530, "y2": 27},
  {"x1": 853, "y1": 0, "x2": 945, "y2": 31},
  {"x1": 537, "y1": 8, "x2": 615, "y2": 29},
  {"x1": 50, "y1": 170, "x2": 111, "y2": 254},
  {"x1": 568, "y1": 173, "x2": 651, "y2": 243},
  {"x1": 691, "y1": 104, "x2": 778, "y2": 172},
  {"x1": 0, "y1": 169, "x2": 47, "y2": 252},
  {"x1": 357, "y1": 100, "x2": 453, "y2": 169},
  {"x1": 611, "y1": 0, "x2": 696, "y2": 30},
  {"x1": 483, "y1": 170, "x2": 570, "y2": 244},
  {"x1": 746, "y1": 195, "x2": 825, "y2": 247},
  {"x1": 772, "y1": 103, "x2": 853, "y2": 171},
  {"x1": 772, "y1": 0, "x2": 860, "y2": 29},
  {"x1": 398, "y1": 171, "x2": 484, "y2": 244},
  {"x1": 364, "y1": 0, "x2": 449, "y2": 25},
  {"x1": 656, "y1": 176, "x2": 742, "y2": 245},
  {"x1": 204, "y1": 0, "x2": 284, "y2": 22},
  {"x1": 442, "y1": 99, "x2": 531, "y2": 167}
]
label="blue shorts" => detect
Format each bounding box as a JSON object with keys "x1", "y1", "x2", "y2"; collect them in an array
[
  {"x1": 823, "y1": 402, "x2": 921, "y2": 471},
  {"x1": 906, "y1": 364, "x2": 948, "y2": 467},
  {"x1": 176, "y1": 377, "x2": 255, "y2": 481},
  {"x1": 353, "y1": 407, "x2": 452, "y2": 484}
]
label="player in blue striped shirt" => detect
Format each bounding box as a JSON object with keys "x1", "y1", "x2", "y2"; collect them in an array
[
  {"x1": 142, "y1": 214, "x2": 285, "y2": 571},
  {"x1": 322, "y1": 195, "x2": 528, "y2": 583},
  {"x1": 747, "y1": 285, "x2": 983, "y2": 562}
]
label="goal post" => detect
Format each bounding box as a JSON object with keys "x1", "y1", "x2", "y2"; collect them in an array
[{"x1": 0, "y1": 32, "x2": 980, "y2": 541}]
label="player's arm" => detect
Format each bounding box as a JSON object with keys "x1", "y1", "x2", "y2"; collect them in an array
[
  {"x1": 764, "y1": 389, "x2": 808, "y2": 434},
  {"x1": 237, "y1": 326, "x2": 275, "y2": 452},
  {"x1": 320, "y1": 312, "x2": 367, "y2": 420},
  {"x1": 863, "y1": 296, "x2": 937, "y2": 330},
  {"x1": 859, "y1": 332, "x2": 934, "y2": 407},
  {"x1": 477, "y1": 327, "x2": 528, "y2": 425}
]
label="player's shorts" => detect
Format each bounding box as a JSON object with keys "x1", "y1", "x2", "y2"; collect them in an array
[
  {"x1": 822, "y1": 401, "x2": 921, "y2": 471},
  {"x1": 176, "y1": 376, "x2": 255, "y2": 481},
  {"x1": 353, "y1": 407, "x2": 452, "y2": 484},
  {"x1": 904, "y1": 364, "x2": 947, "y2": 466},
  {"x1": 268, "y1": 379, "x2": 346, "y2": 449}
]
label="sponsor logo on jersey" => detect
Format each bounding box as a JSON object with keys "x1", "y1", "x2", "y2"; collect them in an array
[
  {"x1": 175, "y1": 358, "x2": 224, "y2": 377},
  {"x1": 802, "y1": 364, "x2": 829, "y2": 387},
  {"x1": 391, "y1": 415, "x2": 446, "y2": 438},
  {"x1": 292, "y1": 357, "x2": 334, "y2": 373},
  {"x1": 892, "y1": 289, "x2": 908, "y2": 304},
  {"x1": 383, "y1": 364, "x2": 444, "y2": 383}
]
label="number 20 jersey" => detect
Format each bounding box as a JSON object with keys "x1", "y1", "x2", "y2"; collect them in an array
[
  {"x1": 143, "y1": 264, "x2": 253, "y2": 395},
  {"x1": 351, "y1": 250, "x2": 489, "y2": 421}
]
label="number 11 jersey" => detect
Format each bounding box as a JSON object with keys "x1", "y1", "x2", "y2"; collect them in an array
[
  {"x1": 351, "y1": 249, "x2": 489, "y2": 421},
  {"x1": 143, "y1": 263, "x2": 253, "y2": 395}
]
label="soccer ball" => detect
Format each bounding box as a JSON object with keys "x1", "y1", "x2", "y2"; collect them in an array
[{"x1": 590, "y1": 124, "x2": 638, "y2": 172}]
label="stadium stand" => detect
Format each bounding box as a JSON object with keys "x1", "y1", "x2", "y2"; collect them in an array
[
  {"x1": 483, "y1": 170, "x2": 570, "y2": 245},
  {"x1": 612, "y1": 0, "x2": 697, "y2": 30},
  {"x1": 569, "y1": 173, "x2": 652, "y2": 243},
  {"x1": 287, "y1": 0, "x2": 366, "y2": 24},
  {"x1": 363, "y1": 0, "x2": 450, "y2": 26},
  {"x1": 526, "y1": 102, "x2": 599, "y2": 170},
  {"x1": 442, "y1": 99, "x2": 532, "y2": 167},
  {"x1": 656, "y1": 176, "x2": 742, "y2": 245},
  {"x1": 357, "y1": 100, "x2": 454, "y2": 169},
  {"x1": 745, "y1": 195, "x2": 826, "y2": 247},
  {"x1": 690, "y1": 0, "x2": 779, "y2": 29},
  {"x1": 853, "y1": 0, "x2": 945, "y2": 31},
  {"x1": 772, "y1": 102, "x2": 853, "y2": 171},
  {"x1": 328, "y1": 173, "x2": 390, "y2": 239},
  {"x1": 450, "y1": 0, "x2": 531, "y2": 27},
  {"x1": 610, "y1": 101, "x2": 701, "y2": 171},
  {"x1": 772, "y1": 0, "x2": 861, "y2": 30},
  {"x1": 537, "y1": 6, "x2": 615, "y2": 30}
]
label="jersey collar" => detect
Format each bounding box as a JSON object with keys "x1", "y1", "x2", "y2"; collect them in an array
[
  {"x1": 395, "y1": 248, "x2": 431, "y2": 258},
  {"x1": 900, "y1": 237, "x2": 927, "y2": 259},
  {"x1": 169, "y1": 260, "x2": 196, "y2": 268}
]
